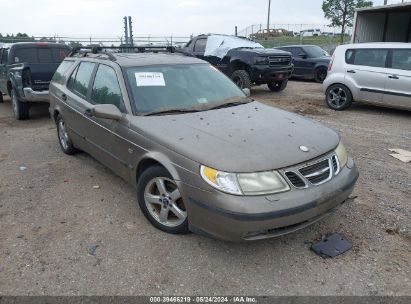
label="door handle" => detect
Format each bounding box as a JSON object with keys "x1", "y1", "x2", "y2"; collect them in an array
[
  {"x1": 84, "y1": 108, "x2": 92, "y2": 117},
  {"x1": 61, "y1": 93, "x2": 67, "y2": 101},
  {"x1": 347, "y1": 70, "x2": 356, "y2": 74},
  {"x1": 389, "y1": 75, "x2": 399, "y2": 79}
]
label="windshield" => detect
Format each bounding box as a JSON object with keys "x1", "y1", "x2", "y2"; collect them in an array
[
  {"x1": 125, "y1": 64, "x2": 247, "y2": 115},
  {"x1": 305, "y1": 46, "x2": 329, "y2": 58}
]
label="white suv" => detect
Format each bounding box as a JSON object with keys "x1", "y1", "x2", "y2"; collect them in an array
[{"x1": 323, "y1": 43, "x2": 411, "y2": 111}]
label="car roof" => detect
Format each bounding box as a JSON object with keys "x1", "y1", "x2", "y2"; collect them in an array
[
  {"x1": 73, "y1": 52, "x2": 206, "y2": 67},
  {"x1": 338, "y1": 42, "x2": 411, "y2": 49},
  {"x1": 278, "y1": 45, "x2": 321, "y2": 48}
]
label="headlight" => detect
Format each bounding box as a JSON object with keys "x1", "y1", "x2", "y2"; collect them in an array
[
  {"x1": 335, "y1": 142, "x2": 348, "y2": 168},
  {"x1": 254, "y1": 56, "x2": 269, "y2": 65},
  {"x1": 200, "y1": 166, "x2": 290, "y2": 196}
]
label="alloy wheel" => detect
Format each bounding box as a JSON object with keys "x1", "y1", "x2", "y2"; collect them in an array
[
  {"x1": 58, "y1": 120, "x2": 69, "y2": 150},
  {"x1": 328, "y1": 87, "x2": 347, "y2": 108},
  {"x1": 144, "y1": 177, "x2": 187, "y2": 228}
]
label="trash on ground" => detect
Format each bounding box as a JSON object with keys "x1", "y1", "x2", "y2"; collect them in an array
[
  {"x1": 311, "y1": 233, "x2": 352, "y2": 258},
  {"x1": 19, "y1": 166, "x2": 27, "y2": 171},
  {"x1": 93, "y1": 185, "x2": 100, "y2": 189},
  {"x1": 389, "y1": 149, "x2": 411, "y2": 163},
  {"x1": 88, "y1": 245, "x2": 99, "y2": 256}
]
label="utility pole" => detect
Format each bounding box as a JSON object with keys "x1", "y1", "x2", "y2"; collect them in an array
[
  {"x1": 384, "y1": 0, "x2": 387, "y2": 4},
  {"x1": 128, "y1": 16, "x2": 134, "y2": 47},
  {"x1": 267, "y1": 0, "x2": 271, "y2": 32},
  {"x1": 124, "y1": 16, "x2": 129, "y2": 46}
]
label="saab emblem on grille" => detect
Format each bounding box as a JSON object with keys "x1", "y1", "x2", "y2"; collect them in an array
[{"x1": 299, "y1": 146, "x2": 309, "y2": 152}]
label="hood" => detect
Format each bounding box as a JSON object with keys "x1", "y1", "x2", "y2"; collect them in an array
[
  {"x1": 128, "y1": 102, "x2": 340, "y2": 173},
  {"x1": 244, "y1": 48, "x2": 291, "y2": 56}
]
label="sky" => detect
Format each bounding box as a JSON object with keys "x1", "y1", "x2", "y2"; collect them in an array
[{"x1": 0, "y1": 0, "x2": 404, "y2": 39}]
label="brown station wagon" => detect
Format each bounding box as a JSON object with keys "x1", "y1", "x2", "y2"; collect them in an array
[{"x1": 48, "y1": 47, "x2": 359, "y2": 241}]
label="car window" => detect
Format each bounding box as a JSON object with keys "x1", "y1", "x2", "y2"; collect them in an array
[
  {"x1": 91, "y1": 64, "x2": 122, "y2": 109},
  {"x1": 391, "y1": 49, "x2": 411, "y2": 71},
  {"x1": 194, "y1": 38, "x2": 207, "y2": 53},
  {"x1": 52, "y1": 60, "x2": 75, "y2": 83},
  {"x1": 14, "y1": 48, "x2": 38, "y2": 63},
  {"x1": 351, "y1": 49, "x2": 388, "y2": 68},
  {"x1": 13, "y1": 47, "x2": 70, "y2": 64},
  {"x1": 67, "y1": 62, "x2": 95, "y2": 98}
]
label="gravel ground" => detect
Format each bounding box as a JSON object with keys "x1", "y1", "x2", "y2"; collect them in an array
[{"x1": 0, "y1": 81, "x2": 410, "y2": 296}]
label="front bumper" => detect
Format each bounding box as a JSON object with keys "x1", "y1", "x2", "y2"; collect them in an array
[
  {"x1": 181, "y1": 159, "x2": 359, "y2": 242},
  {"x1": 22, "y1": 88, "x2": 49, "y2": 103},
  {"x1": 250, "y1": 65, "x2": 294, "y2": 84}
]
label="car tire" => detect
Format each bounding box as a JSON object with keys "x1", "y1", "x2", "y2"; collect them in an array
[
  {"x1": 11, "y1": 90, "x2": 29, "y2": 120},
  {"x1": 231, "y1": 70, "x2": 251, "y2": 90},
  {"x1": 56, "y1": 114, "x2": 78, "y2": 155},
  {"x1": 325, "y1": 84, "x2": 353, "y2": 111},
  {"x1": 314, "y1": 66, "x2": 328, "y2": 83},
  {"x1": 137, "y1": 165, "x2": 189, "y2": 235},
  {"x1": 268, "y1": 79, "x2": 288, "y2": 92}
]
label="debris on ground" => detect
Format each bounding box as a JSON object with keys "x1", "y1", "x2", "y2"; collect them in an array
[
  {"x1": 389, "y1": 149, "x2": 411, "y2": 163},
  {"x1": 93, "y1": 185, "x2": 100, "y2": 189},
  {"x1": 311, "y1": 233, "x2": 352, "y2": 258},
  {"x1": 18, "y1": 166, "x2": 27, "y2": 171},
  {"x1": 386, "y1": 227, "x2": 400, "y2": 235},
  {"x1": 87, "y1": 245, "x2": 99, "y2": 256}
]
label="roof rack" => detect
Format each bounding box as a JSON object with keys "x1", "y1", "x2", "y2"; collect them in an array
[{"x1": 68, "y1": 46, "x2": 176, "y2": 61}]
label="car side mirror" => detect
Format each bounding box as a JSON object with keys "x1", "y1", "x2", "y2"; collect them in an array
[
  {"x1": 91, "y1": 104, "x2": 123, "y2": 120},
  {"x1": 242, "y1": 88, "x2": 251, "y2": 97},
  {"x1": 298, "y1": 53, "x2": 307, "y2": 59}
]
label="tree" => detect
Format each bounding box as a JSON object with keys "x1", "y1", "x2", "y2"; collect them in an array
[{"x1": 322, "y1": 0, "x2": 373, "y2": 43}]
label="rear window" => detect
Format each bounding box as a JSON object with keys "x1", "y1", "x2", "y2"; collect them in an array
[
  {"x1": 13, "y1": 47, "x2": 70, "y2": 64},
  {"x1": 345, "y1": 49, "x2": 388, "y2": 68},
  {"x1": 391, "y1": 49, "x2": 411, "y2": 71}
]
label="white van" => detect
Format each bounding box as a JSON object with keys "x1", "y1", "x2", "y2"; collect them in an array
[
  {"x1": 323, "y1": 43, "x2": 411, "y2": 111},
  {"x1": 301, "y1": 29, "x2": 322, "y2": 37}
]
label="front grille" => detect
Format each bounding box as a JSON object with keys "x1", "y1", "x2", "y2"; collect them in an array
[
  {"x1": 269, "y1": 56, "x2": 291, "y2": 66},
  {"x1": 299, "y1": 159, "x2": 329, "y2": 176},
  {"x1": 285, "y1": 172, "x2": 306, "y2": 188},
  {"x1": 283, "y1": 154, "x2": 341, "y2": 188},
  {"x1": 299, "y1": 159, "x2": 332, "y2": 185}
]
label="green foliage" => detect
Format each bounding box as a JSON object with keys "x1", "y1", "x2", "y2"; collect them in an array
[{"x1": 322, "y1": 0, "x2": 373, "y2": 42}]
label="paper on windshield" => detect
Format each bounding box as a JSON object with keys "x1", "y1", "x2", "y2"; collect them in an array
[
  {"x1": 204, "y1": 35, "x2": 263, "y2": 59},
  {"x1": 135, "y1": 72, "x2": 166, "y2": 87}
]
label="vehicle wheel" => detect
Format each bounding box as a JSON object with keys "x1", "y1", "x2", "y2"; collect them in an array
[
  {"x1": 314, "y1": 66, "x2": 328, "y2": 83},
  {"x1": 268, "y1": 79, "x2": 288, "y2": 92},
  {"x1": 11, "y1": 90, "x2": 29, "y2": 120},
  {"x1": 231, "y1": 70, "x2": 251, "y2": 90},
  {"x1": 137, "y1": 165, "x2": 189, "y2": 235},
  {"x1": 325, "y1": 84, "x2": 353, "y2": 111},
  {"x1": 56, "y1": 114, "x2": 78, "y2": 155},
  {"x1": 0, "y1": 92, "x2": 3, "y2": 103}
]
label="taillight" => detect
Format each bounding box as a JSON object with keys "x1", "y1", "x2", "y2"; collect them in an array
[
  {"x1": 22, "y1": 68, "x2": 32, "y2": 88},
  {"x1": 328, "y1": 54, "x2": 335, "y2": 71}
]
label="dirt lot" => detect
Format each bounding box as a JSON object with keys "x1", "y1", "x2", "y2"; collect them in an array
[{"x1": 0, "y1": 81, "x2": 410, "y2": 296}]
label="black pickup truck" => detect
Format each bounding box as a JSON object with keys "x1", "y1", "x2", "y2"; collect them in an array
[
  {"x1": 0, "y1": 42, "x2": 71, "y2": 120},
  {"x1": 179, "y1": 34, "x2": 294, "y2": 92}
]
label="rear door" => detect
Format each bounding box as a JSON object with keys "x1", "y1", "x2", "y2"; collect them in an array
[
  {"x1": 345, "y1": 48, "x2": 389, "y2": 103},
  {"x1": 383, "y1": 48, "x2": 411, "y2": 109}
]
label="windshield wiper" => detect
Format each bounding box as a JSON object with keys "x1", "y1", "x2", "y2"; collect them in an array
[
  {"x1": 207, "y1": 99, "x2": 252, "y2": 111},
  {"x1": 144, "y1": 109, "x2": 200, "y2": 116}
]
